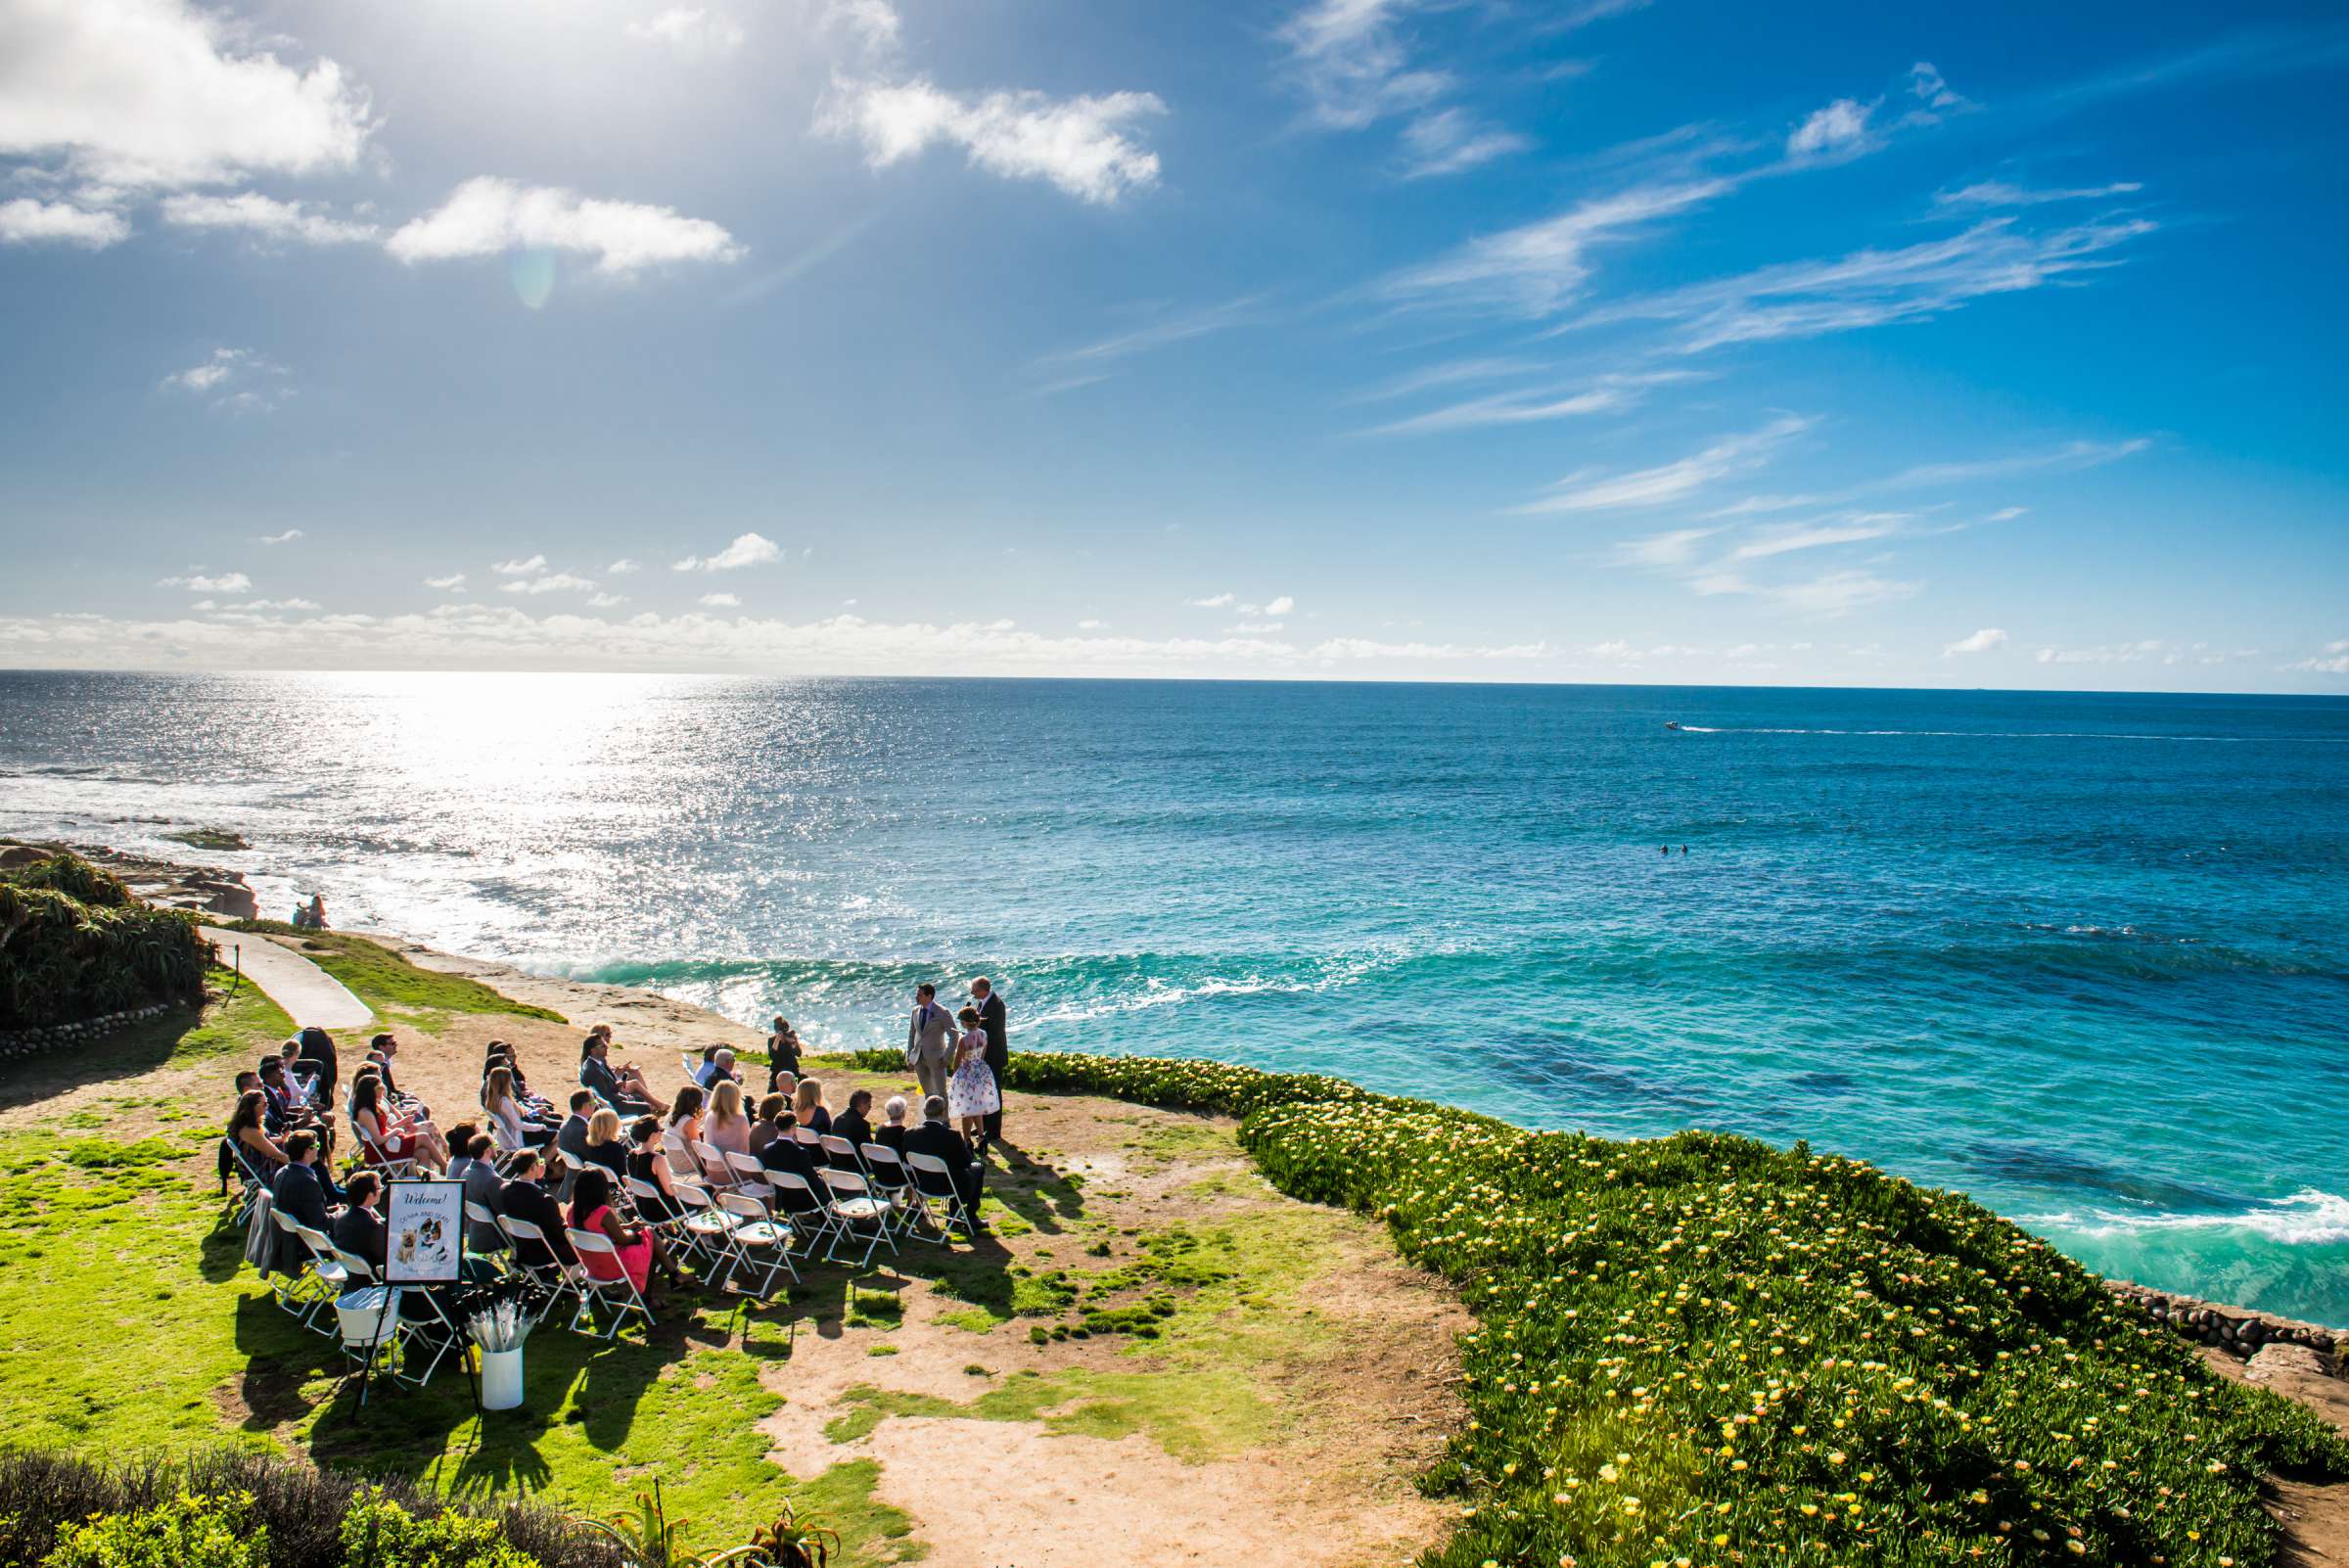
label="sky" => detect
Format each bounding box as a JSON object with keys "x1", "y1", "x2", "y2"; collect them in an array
[{"x1": 1, "y1": 0, "x2": 2345, "y2": 692}]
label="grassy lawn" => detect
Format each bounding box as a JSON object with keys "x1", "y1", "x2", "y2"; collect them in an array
[{"x1": 219, "y1": 925, "x2": 565, "y2": 1033}]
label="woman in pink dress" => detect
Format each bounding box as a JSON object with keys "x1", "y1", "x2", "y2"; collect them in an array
[{"x1": 567, "y1": 1167, "x2": 678, "y2": 1304}]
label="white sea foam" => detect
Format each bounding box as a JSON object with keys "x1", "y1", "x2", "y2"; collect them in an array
[{"x1": 2026, "y1": 1188, "x2": 2349, "y2": 1246}]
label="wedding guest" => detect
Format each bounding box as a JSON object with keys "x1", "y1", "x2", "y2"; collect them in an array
[
  {"x1": 905, "y1": 1096, "x2": 983, "y2": 1222},
  {"x1": 294, "y1": 1025, "x2": 340, "y2": 1105},
  {"x1": 791, "y1": 1078, "x2": 832, "y2": 1136},
  {"x1": 832, "y1": 1088, "x2": 875, "y2": 1158},
  {"x1": 748, "y1": 1093, "x2": 790, "y2": 1156},
  {"x1": 483, "y1": 1066, "x2": 553, "y2": 1152},
  {"x1": 694, "y1": 1045, "x2": 741, "y2": 1090},
  {"x1": 355, "y1": 1073, "x2": 448, "y2": 1172},
  {"x1": 765, "y1": 1016, "x2": 803, "y2": 1084},
  {"x1": 667, "y1": 1084, "x2": 708, "y2": 1175},
  {"x1": 582, "y1": 1108, "x2": 629, "y2": 1182},
  {"x1": 626, "y1": 1117, "x2": 684, "y2": 1223},
  {"x1": 758, "y1": 1112, "x2": 822, "y2": 1188},
  {"x1": 496, "y1": 1150, "x2": 576, "y2": 1270},
  {"x1": 556, "y1": 1090, "x2": 595, "y2": 1166},
  {"x1": 705, "y1": 1080, "x2": 753, "y2": 1176},
  {"x1": 450, "y1": 1131, "x2": 506, "y2": 1254},
  {"x1": 875, "y1": 1095, "x2": 911, "y2": 1155},
  {"x1": 333, "y1": 1171, "x2": 389, "y2": 1272},
  {"x1": 269, "y1": 1130, "x2": 338, "y2": 1274},
  {"x1": 581, "y1": 1033, "x2": 666, "y2": 1116},
  {"x1": 569, "y1": 1166, "x2": 680, "y2": 1306},
  {"x1": 228, "y1": 1089, "x2": 288, "y2": 1176}
]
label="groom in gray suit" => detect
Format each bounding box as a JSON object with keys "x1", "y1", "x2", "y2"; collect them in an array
[{"x1": 905, "y1": 983, "x2": 955, "y2": 1103}]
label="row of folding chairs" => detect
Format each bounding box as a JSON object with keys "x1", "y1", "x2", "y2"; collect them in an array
[{"x1": 661, "y1": 1128, "x2": 977, "y2": 1240}]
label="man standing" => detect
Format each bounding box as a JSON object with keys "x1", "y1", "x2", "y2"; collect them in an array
[
  {"x1": 905, "y1": 983, "x2": 955, "y2": 1104},
  {"x1": 971, "y1": 976, "x2": 1008, "y2": 1149}
]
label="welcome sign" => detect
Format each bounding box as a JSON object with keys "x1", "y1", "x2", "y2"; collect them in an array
[{"x1": 385, "y1": 1179, "x2": 464, "y2": 1284}]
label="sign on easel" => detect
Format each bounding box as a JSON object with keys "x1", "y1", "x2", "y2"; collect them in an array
[{"x1": 385, "y1": 1179, "x2": 464, "y2": 1284}]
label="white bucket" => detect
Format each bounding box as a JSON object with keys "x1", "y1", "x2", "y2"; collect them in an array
[
  {"x1": 480, "y1": 1347, "x2": 525, "y2": 1410},
  {"x1": 336, "y1": 1287, "x2": 401, "y2": 1350}
]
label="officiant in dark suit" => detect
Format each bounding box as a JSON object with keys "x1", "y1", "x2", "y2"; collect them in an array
[{"x1": 971, "y1": 976, "x2": 1008, "y2": 1149}]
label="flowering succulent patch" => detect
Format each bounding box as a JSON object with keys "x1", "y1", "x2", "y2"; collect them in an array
[{"x1": 848, "y1": 1047, "x2": 2349, "y2": 1568}]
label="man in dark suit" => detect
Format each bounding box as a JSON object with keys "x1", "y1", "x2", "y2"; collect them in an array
[
  {"x1": 259, "y1": 1056, "x2": 336, "y2": 1155},
  {"x1": 905, "y1": 1095, "x2": 984, "y2": 1222},
  {"x1": 332, "y1": 1170, "x2": 390, "y2": 1272},
  {"x1": 758, "y1": 1114, "x2": 824, "y2": 1188},
  {"x1": 831, "y1": 1089, "x2": 875, "y2": 1161},
  {"x1": 554, "y1": 1091, "x2": 593, "y2": 1198},
  {"x1": 496, "y1": 1150, "x2": 577, "y2": 1269},
  {"x1": 970, "y1": 976, "x2": 1008, "y2": 1148},
  {"x1": 579, "y1": 1035, "x2": 661, "y2": 1115},
  {"x1": 269, "y1": 1130, "x2": 337, "y2": 1274}
]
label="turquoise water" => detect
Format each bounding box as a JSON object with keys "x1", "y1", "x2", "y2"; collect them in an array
[{"x1": 3, "y1": 670, "x2": 2345, "y2": 1322}]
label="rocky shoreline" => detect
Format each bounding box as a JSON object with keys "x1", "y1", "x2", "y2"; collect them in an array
[{"x1": 0, "y1": 837, "x2": 259, "y2": 921}]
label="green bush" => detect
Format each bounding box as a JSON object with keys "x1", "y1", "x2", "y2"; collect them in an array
[
  {"x1": 339, "y1": 1490, "x2": 540, "y2": 1568},
  {"x1": 42, "y1": 1490, "x2": 268, "y2": 1568},
  {"x1": 0, "y1": 854, "x2": 208, "y2": 1029},
  {"x1": 921, "y1": 1048, "x2": 2349, "y2": 1568}
]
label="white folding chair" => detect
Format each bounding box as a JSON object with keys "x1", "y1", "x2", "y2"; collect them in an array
[
  {"x1": 692, "y1": 1138, "x2": 738, "y2": 1190},
  {"x1": 905, "y1": 1151, "x2": 978, "y2": 1241},
  {"x1": 762, "y1": 1169, "x2": 840, "y2": 1259},
  {"x1": 291, "y1": 1222, "x2": 351, "y2": 1335},
  {"x1": 715, "y1": 1189, "x2": 798, "y2": 1298},
  {"x1": 223, "y1": 1139, "x2": 273, "y2": 1226},
  {"x1": 820, "y1": 1169, "x2": 897, "y2": 1268},
  {"x1": 792, "y1": 1126, "x2": 822, "y2": 1148},
  {"x1": 495, "y1": 1214, "x2": 578, "y2": 1321},
  {"x1": 356, "y1": 1124, "x2": 421, "y2": 1181},
  {"x1": 268, "y1": 1209, "x2": 335, "y2": 1327},
  {"x1": 463, "y1": 1200, "x2": 511, "y2": 1267},
  {"x1": 671, "y1": 1180, "x2": 741, "y2": 1277},
  {"x1": 819, "y1": 1133, "x2": 866, "y2": 1176},
  {"x1": 723, "y1": 1148, "x2": 768, "y2": 1194},
  {"x1": 661, "y1": 1127, "x2": 698, "y2": 1178},
  {"x1": 566, "y1": 1228, "x2": 655, "y2": 1339},
  {"x1": 860, "y1": 1143, "x2": 916, "y2": 1231}
]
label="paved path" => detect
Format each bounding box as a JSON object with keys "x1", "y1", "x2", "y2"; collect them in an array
[{"x1": 201, "y1": 928, "x2": 374, "y2": 1030}]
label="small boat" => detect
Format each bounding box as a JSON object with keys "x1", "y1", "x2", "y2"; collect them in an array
[{"x1": 1663, "y1": 721, "x2": 1681, "y2": 731}]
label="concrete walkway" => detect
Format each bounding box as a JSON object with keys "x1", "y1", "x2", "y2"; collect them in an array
[{"x1": 201, "y1": 928, "x2": 374, "y2": 1030}]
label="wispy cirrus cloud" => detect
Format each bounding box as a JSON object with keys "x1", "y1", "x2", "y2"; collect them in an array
[
  {"x1": 160, "y1": 191, "x2": 378, "y2": 246},
  {"x1": 1397, "y1": 107, "x2": 1531, "y2": 180},
  {"x1": 253, "y1": 529, "x2": 303, "y2": 544},
  {"x1": 158, "y1": 346, "x2": 290, "y2": 410},
  {"x1": 1936, "y1": 178, "x2": 2145, "y2": 208},
  {"x1": 499, "y1": 573, "x2": 598, "y2": 596},
  {"x1": 1359, "y1": 370, "x2": 1697, "y2": 438},
  {"x1": 1379, "y1": 178, "x2": 1731, "y2": 318},
  {"x1": 1514, "y1": 414, "x2": 1811, "y2": 513},
  {"x1": 1040, "y1": 296, "x2": 1268, "y2": 372}
]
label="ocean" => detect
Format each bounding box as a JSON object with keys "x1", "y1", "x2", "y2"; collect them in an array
[{"x1": 3, "y1": 669, "x2": 2345, "y2": 1323}]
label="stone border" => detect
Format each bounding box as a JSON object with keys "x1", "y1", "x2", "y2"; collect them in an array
[
  {"x1": 2106, "y1": 1279, "x2": 2342, "y2": 1365},
  {"x1": 0, "y1": 1002, "x2": 176, "y2": 1060}
]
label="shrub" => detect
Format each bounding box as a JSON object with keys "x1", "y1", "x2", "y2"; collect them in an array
[
  {"x1": 40, "y1": 1490, "x2": 267, "y2": 1568},
  {"x1": 0, "y1": 854, "x2": 207, "y2": 1029},
  {"x1": 339, "y1": 1489, "x2": 539, "y2": 1568},
  {"x1": 932, "y1": 1049, "x2": 2349, "y2": 1568}
]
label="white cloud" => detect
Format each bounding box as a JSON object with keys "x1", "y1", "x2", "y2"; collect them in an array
[
  {"x1": 1310, "y1": 635, "x2": 1547, "y2": 661},
  {"x1": 1360, "y1": 371, "x2": 1691, "y2": 437},
  {"x1": 1935, "y1": 179, "x2": 2145, "y2": 208},
  {"x1": 817, "y1": 77, "x2": 1165, "y2": 205},
  {"x1": 0, "y1": 198, "x2": 131, "y2": 248},
  {"x1": 699, "y1": 591, "x2": 742, "y2": 608},
  {"x1": 499, "y1": 573, "x2": 597, "y2": 595},
  {"x1": 1399, "y1": 108, "x2": 1530, "y2": 179},
  {"x1": 1613, "y1": 528, "x2": 1720, "y2": 568},
  {"x1": 1378, "y1": 178, "x2": 1728, "y2": 318},
  {"x1": 1077, "y1": 619, "x2": 1108, "y2": 629},
  {"x1": 1517, "y1": 415, "x2": 1811, "y2": 513},
  {"x1": 607, "y1": 558, "x2": 641, "y2": 575},
  {"x1": 0, "y1": 0, "x2": 374, "y2": 188},
  {"x1": 1261, "y1": 595, "x2": 1297, "y2": 618},
  {"x1": 224, "y1": 596, "x2": 318, "y2": 612},
  {"x1": 1568, "y1": 216, "x2": 2157, "y2": 353},
  {"x1": 1727, "y1": 517, "x2": 1906, "y2": 561},
  {"x1": 160, "y1": 190, "x2": 377, "y2": 245},
  {"x1": 1943, "y1": 626, "x2": 2008, "y2": 656},
  {"x1": 625, "y1": 7, "x2": 746, "y2": 56},
  {"x1": 160, "y1": 348, "x2": 248, "y2": 393},
  {"x1": 1275, "y1": 0, "x2": 1450, "y2": 132},
  {"x1": 253, "y1": 529, "x2": 302, "y2": 544},
  {"x1": 424, "y1": 574, "x2": 467, "y2": 592},
  {"x1": 159, "y1": 346, "x2": 285, "y2": 407},
  {"x1": 1044, "y1": 296, "x2": 1265, "y2": 366},
  {"x1": 2036, "y1": 639, "x2": 2170, "y2": 666},
  {"x1": 491, "y1": 555, "x2": 547, "y2": 576},
  {"x1": 386, "y1": 177, "x2": 743, "y2": 274},
  {"x1": 822, "y1": 0, "x2": 900, "y2": 52},
  {"x1": 1908, "y1": 62, "x2": 1967, "y2": 113},
  {"x1": 671, "y1": 531, "x2": 781, "y2": 572},
  {"x1": 1787, "y1": 97, "x2": 1874, "y2": 159},
  {"x1": 1762, "y1": 570, "x2": 1918, "y2": 617},
  {"x1": 587, "y1": 592, "x2": 629, "y2": 608},
  {"x1": 1186, "y1": 593, "x2": 1236, "y2": 609},
  {"x1": 159, "y1": 571, "x2": 251, "y2": 592}
]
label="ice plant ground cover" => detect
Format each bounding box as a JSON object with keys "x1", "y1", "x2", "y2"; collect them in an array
[{"x1": 861, "y1": 1049, "x2": 2349, "y2": 1568}]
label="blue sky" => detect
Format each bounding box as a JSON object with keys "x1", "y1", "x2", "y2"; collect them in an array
[{"x1": 2, "y1": 0, "x2": 2345, "y2": 690}]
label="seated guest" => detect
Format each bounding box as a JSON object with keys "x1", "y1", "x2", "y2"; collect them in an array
[
  {"x1": 496, "y1": 1150, "x2": 576, "y2": 1270},
  {"x1": 449, "y1": 1131, "x2": 506, "y2": 1254},
  {"x1": 295, "y1": 1025, "x2": 340, "y2": 1106},
  {"x1": 704, "y1": 1080, "x2": 753, "y2": 1176},
  {"x1": 354, "y1": 1073, "x2": 449, "y2": 1172},
  {"x1": 765, "y1": 1016, "x2": 803, "y2": 1085},
  {"x1": 584, "y1": 1026, "x2": 668, "y2": 1108},
  {"x1": 875, "y1": 1096, "x2": 911, "y2": 1155},
  {"x1": 666, "y1": 1085, "x2": 708, "y2": 1170},
  {"x1": 768, "y1": 1070, "x2": 799, "y2": 1110},
  {"x1": 484, "y1": 1045, "x2": 561, "y2": 1127},
  {"x1": 696, "y1": 1046, "x2": 742, "y2": 1090},
  {"x1": 581, "y1": 1108, "x2": 629, "y2": 1182},
  {"x1": 275, "y1": 1042, "x2": 317, "y2": 1110},
  {"x1": 483, "y1": 1066, "x2": 555, "y2": 1152},
  {"x1": 757, "y1": 1112, "x2": 823, "y2": 1189},
  {"x1": 792, "y1": 1078, "x2": 832, "y2": 1137},
  {"x1": 269, "y1": 1130, "x2": 339, "y2": 1274},
  {"x1": 905, "y1": 1096, "x2": 984, "y2": 1222},
  {"x1": 366, "y1": 1033, "x2": 424, "y2": 1108},
  {"x1": 228, "y1": 1089, "x2": 289, "y2": 1178},
  {"x1": 569, "y1": 1166, "x2": 682, "y2": 1305},
  {"x1": 333, "y1": 1170, "x2": 389, "y2": 1272},
  {"x1": 832, "y1": 1088, "x2": 875, "y2": 1161},
  {"x1": 257, "y1": 1056, "x2": 333, "y2": 1148},
  {"x1": 747, "y1": 1094, "x2": 789, "y2": 1157},
  {"x1": 625, "y1": 1117, "x2": 684, "y2": 1222},
  {"x1": 580, "y1": 1034, "x2": 666, "y2": 1116},
  {"x1": 556, "y1": 1090, "x2": 595, "y2": 1165}
]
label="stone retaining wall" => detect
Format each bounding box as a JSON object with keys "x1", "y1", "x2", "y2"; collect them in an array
[
  {"x1": 2106, "y1": 1279, "x2": 2341, "y2": 1365},
  {"x1": 0, "y1": 1002, "x2": 175, "y2": 1061}
]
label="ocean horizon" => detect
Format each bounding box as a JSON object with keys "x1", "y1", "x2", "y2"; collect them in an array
[{"x1": 4, "y1": 668, "x2": 2345, "y2": 1324}]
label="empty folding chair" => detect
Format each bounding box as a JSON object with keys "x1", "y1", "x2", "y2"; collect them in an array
[
  {"x1": 820, "y1": 1168, "x2": 897, "y2": 1268},
  {"x1": 904, "y1": 1152, "x2": 978, "y2": 1241},
  {"x1": 494, "y1": 1214, "x2": 578, "y2": 1321},
  {"x1": 566, "y1": 1228, "x2": 656, "y2": 1339},
  {"x1": 671, "y1": 1180, "x2": 741, "y2": 1278},
  {"x1": 762, "y1": 1169, "x2": 840, "y2": 1261},
  {"x1": 724, "y1": 1148, "x2": 768, "y2": 1194},
  {"x1": 715, "y1": 1189, "x2": 798, "y2": 1298}
]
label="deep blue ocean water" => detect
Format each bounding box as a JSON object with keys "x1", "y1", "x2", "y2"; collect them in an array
[{"x1": 4, "y1": 669, "x2": 2345, "y2": 1322}]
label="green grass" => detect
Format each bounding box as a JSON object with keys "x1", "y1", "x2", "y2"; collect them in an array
[
  {"x1": 222, "y1": 929, "x2": 564, "y2": 1030},
  {"x1": 822, "y1": 1365, "x2": 1275, "y2": 1462}
]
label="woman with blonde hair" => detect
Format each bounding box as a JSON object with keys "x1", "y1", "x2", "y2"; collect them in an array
[
  {"x1": 704, "y1": 1079, "x2": 752, "y2": 1179},
  {"x1": 791, "y1": 1077, "x2": 832, "y2": 1136},
  {"x1": 482, "y1": 1064, "x2": 551, "y2": 1152},
  {"x1": 582, "y1": 1106, "x2": 628, "y2": 1181}
]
